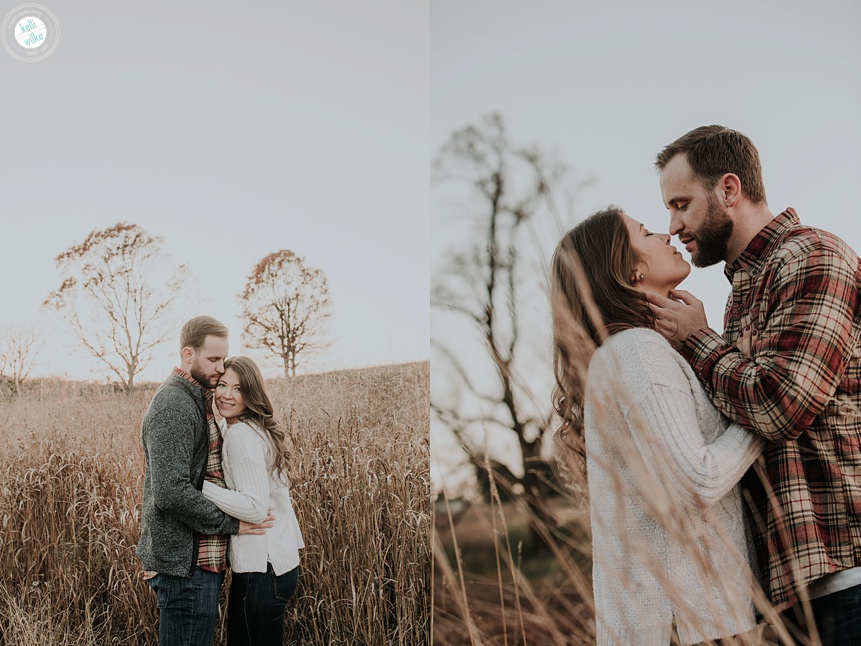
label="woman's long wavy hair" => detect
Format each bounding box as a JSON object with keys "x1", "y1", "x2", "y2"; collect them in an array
[
  {"x1": 223, "y1": 356, "x2": 291, "y2": 484},
  {"x1": 551, "y1": 206, "x2": 655, "y2": 479}
]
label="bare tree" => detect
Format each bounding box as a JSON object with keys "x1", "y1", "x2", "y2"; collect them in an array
[
  {"x1": 0, "y1": 325, "x2": 40, "y2": 397},
  {"x1": 44, "y1": 222, "x2": 189, "y2": 392},
  {"x1": 238, "y1": 250, "x2": 331, "y2": 377},
  {"x1": 432, "y1": 114, "x2": 583, "y2": 517}
]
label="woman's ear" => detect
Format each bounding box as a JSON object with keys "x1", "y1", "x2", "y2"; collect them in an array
[{"x1": 630, "y1": 268, "x2": 645, "y2": 285}]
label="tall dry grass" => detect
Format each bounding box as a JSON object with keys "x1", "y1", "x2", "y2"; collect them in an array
[
  {"x1": 433, "y1": 474, "x2": 597, "y2": 645},
  {"x1": 0, "y1": 362, "x2": 429, "y2": 645},
  {"x1": 432, "y1": 429, "x2": 823, "y2": 644}
]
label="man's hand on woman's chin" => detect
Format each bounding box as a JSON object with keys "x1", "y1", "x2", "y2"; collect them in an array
[{"x1": 645, "y1": 289, "x2": 709, "y2": 347}]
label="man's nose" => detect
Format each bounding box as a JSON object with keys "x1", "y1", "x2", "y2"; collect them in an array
[
  {"x1": 215, "y1": 360, "x2": 225, "y2": 374},
  {"x1": 668, "y1": 212, "x2": 683, "y2": 236}
]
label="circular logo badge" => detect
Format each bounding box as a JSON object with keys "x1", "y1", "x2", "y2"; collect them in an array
[{"x1": 2, "y1": 4, "x2": 60, "y2": 62}]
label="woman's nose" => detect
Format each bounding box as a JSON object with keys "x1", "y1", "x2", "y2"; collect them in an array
[{"x1": 659, "y1": 233, "x2": 671, "y2": 244}]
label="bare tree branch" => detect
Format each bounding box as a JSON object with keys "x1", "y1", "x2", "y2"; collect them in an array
[
  {"x1": 238, "y1": 250, "x2": 331, "y2": 377},
  {"x1": 0, "y1": 326, "x2": 41, "y2": 397},
  {"x1": 432, "y1": 113, "x2": 577, "y2": 515},
  {"x1": 43, "y1": 222, "x2": 188, "y2": 391},
  {"x1": 431, "y1": 339, "x2": 500, "y2": 406}
]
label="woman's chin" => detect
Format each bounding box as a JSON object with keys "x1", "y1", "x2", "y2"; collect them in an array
[{"x1": 667, "y1": 278, "x2": 686, "y2": 294}]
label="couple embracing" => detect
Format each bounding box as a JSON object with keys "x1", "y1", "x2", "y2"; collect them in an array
[
  {"x1": 136, "y1": 316, "x2": 304, "y2": 646},
  {"x1": 553, "y1": 126, "x2": 861, "y2": 645}
]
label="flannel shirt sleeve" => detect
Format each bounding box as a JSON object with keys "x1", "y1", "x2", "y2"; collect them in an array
[{"x1": 681, "y1": 243, "x2": 858, "y2": 442}]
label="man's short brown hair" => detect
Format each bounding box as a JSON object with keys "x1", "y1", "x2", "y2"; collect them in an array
[
  {"x1": 655, "y1": 125, "x2": 767, "y2": 204},
  {"x1": 180, "y1": 316, "x2": 228, "y2": 351}
]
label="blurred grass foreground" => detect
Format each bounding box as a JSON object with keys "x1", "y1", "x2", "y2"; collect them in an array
[
  {"x1": 433, "y1": 466, "x2": 597, "y2": 646},
  {"x1": 432, "y1": 450, "x2": 793, "y2": 645}
]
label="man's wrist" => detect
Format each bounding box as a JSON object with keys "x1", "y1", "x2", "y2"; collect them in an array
[{"x1": 680, "y1": 327, "x2": 723, "y2": 373}]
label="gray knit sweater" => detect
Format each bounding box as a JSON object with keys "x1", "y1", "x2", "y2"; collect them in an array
[
  {"x1": 585, "y1": 328, "x2": 764, "y2": 645},
  {"x1": 136, "y1": 374, "x2": 240, "y2": 577}
]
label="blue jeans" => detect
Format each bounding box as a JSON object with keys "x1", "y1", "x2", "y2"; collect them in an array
[
  {"x1": 227, "y1": 564, "x2": 299, "y2": 646},
  {"x1": 148, "y1": 567, "x2": 225, "y2": 646},
  {"x1": 781, "y1": 584, "x2": 861, "y2": 645}
]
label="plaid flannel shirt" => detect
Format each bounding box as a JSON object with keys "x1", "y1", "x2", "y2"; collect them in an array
[
  {"x1": 174, "y1": 368, "x2": 230, "y2": 574},
  {"x1": 680, "y1": 208, "x2": 861, "y2": 610}
]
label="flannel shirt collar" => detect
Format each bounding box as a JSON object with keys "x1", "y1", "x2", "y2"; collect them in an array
[
  {"x1": 172, "y1": 367, "x2": 214, "y2": 405},
  {"x1": 724, "y1": 207, "x2": 800, "y2": 283}
]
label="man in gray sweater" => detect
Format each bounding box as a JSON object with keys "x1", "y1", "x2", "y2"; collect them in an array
[{"x1": 137, "y1": 316, "x2": 271, "y2": 646}]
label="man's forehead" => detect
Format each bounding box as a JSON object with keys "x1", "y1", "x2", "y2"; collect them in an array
[
  {"x1": 198, "y1": 335, "x2": 228, "y2": 353},
  {"x1": 661, "y1": 155, "x2": 693, "y2": 181},
  {"x1": 660, "y1": 158, "x2": 697, "y2": 195}
]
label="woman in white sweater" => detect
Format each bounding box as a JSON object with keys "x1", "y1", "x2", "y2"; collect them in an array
[
  {"x1": 202, "y1": 356, "x2": 304, "y2": 646},
  {"x1": 550, "y1": 207, "x2": 764, "y2": 645}
]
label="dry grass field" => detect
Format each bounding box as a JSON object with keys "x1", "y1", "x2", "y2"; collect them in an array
[
  {"x1": 432, "y1": 465, "x2": 816, "y2": 646},
  {"x1": 0, "y1": 361, "x2": 429, "y2": 645},
  {"x1": 433, "y1": 482, "x2": 597, "y2": 645},
  {"x1": 432, "y1": 486, "x2": 786, "y2": 646}
]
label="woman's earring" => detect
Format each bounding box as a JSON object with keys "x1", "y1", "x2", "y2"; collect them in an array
[{"x1": 639, "y1": 272, "x2": 645, "y2": 281}]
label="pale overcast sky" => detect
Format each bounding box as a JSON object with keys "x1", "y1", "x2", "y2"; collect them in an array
[
  {"x1": 431, "y1": 0, "x2": 861, "y2": 491},
  {"x1": 1, "y1": 1, "x2": 429, "y2": 381}
]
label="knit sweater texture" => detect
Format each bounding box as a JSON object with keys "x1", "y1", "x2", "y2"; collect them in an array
[
  {"x1": 585, "y1": 328, "x2": 763, "y2": 645},
  {"x1": 203, "y1": 420, "x2": 304, "y2": 575},
  {"x1": 137, "y1": 374, "x2": 240, "y2": 576}
]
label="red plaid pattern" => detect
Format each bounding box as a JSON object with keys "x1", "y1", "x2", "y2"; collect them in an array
[
  {"x1": 681, "y1": 209, "x2": 861, "y2": 610},
  {"x1": 173, "y1": 368, "x2": 230, "y2": 573}
]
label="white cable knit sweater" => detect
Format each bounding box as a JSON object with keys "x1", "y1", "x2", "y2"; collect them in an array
[
  {"x1": 585, "y1": 328, "x2": 764, "y2": 645},
  {"x1": 202, "y1": 420, "x2": 304, "y2": 575}
]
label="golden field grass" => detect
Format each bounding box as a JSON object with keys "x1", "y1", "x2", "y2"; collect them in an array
[
  {"x1": 432, "y1": 460, "x2": 826, "y2": 645},
  {"x1": 0, "y1": 361, "x2": 429, "y2": 646},
  {"x1": 433, "y1": 490, "x2": 595, "y2": 646},
  {"x1": 432, "y1": 484, "x2": 790, "y2": 646}
]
